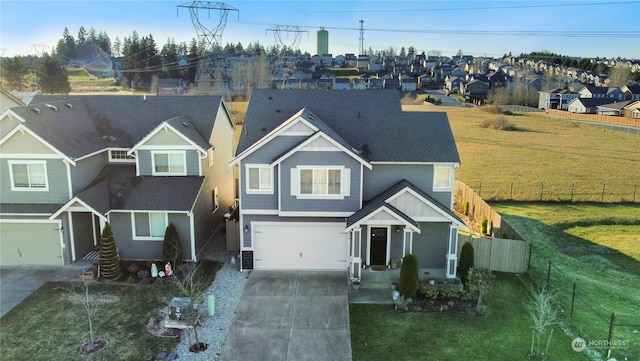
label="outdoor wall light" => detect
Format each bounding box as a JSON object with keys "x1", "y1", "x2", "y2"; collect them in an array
[
  {"x1": 244, "y1": 225, "x2": 249, "y2": 233},
  {"x1": 396, "y1": 226, "x2": 401, "y2": 233}
]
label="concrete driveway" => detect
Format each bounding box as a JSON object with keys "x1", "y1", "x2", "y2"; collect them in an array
[
  {"x1": 0, "y1": 267, "x2": 56, "y2": 318},
  {"x1": 221, "y1": 270, "x2": 352, "y2": 361}
]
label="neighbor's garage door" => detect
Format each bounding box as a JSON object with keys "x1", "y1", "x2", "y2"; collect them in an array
[
  {"x1": 0, "y1": 222, "x2": 63, "y2": 266},
  {"x1": 253, "y1": 222, "x2": 348, "y2": 270}
]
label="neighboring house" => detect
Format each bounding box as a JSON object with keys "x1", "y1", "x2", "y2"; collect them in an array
[
  {"x1": 334, "y1": 78, "x2": 351, "y2": 90},
  {"x1": 578, "y1": 85, "x2": 625, "y2": 101},
  {"x1": 401, "y1": 75, "x2": 417, "y2": 92},
  {"x1": 1, "y1": 87, "x2": 24, "y2": 111},
  {"x1": 621, "y1": 83, "x2": 640, "y2": 101},
  {"x1": 567, "y1": 97, "x2": 613, "y2": 114},
  {"x1": 231, "y1": 89, "x2": 464, "y2": 281},
  {"x1": 463, "y1": 79, "x2": 490, "y2": 100},
  {"x1": 156, "y1": 79, "x2": 187, "y2": 95},
  {"x1": 596, "y1": 100, "x2": 635, "y2": 116},
  {"x1": 537, "y1": 88, "x2": 580, "y2": 110},
  {"x1": 0, "y1": 95, "x2": 236, "y2": 266}
]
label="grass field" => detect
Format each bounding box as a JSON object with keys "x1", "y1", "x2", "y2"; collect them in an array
[
  {"x1": 491, "y1": 202, "x2": 640, "y2": 360},
  {"x1": 405, "y1": 104, "x2": 640, "y2": 202},
  {"x1": 350, "y1": 273, "x2": 588, "y2": 361}
]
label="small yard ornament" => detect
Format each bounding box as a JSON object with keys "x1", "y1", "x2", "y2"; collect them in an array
[
  {"x1": 165, "y1": 262, "x2": 173, "y2": 276},
  {"x1": 151, "y1": 263, "x2": 158, "y2": 278}
]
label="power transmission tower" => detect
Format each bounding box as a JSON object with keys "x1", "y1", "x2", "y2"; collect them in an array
[
  {"x1": 177, "y1": 1, "x2": 239, "y2": 92},
  {"x1": 266, "y1": 25, "x2": 308, "y2": 52}
]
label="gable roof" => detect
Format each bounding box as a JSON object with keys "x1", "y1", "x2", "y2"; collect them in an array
[
  {"x1": 9, "y1": 95, "x2": 224, "y2": 160},
  {"x1": 237, "y1": 89, "x2": 460, "y2": 163}
]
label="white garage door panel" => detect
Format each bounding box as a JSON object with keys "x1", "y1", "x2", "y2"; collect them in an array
[
  {"x1": 253, "y1": 222, "x2": 348, "y2": 270},
  {"x1": 0, "y1": 222, "x2": 62, "y2": 266}
]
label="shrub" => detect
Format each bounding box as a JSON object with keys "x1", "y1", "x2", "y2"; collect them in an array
[
  {"x1": 458, "y1": 242, "x2": 475, "y2": 285},
  {"x1": 467, "y1": 267, "x2": 496, "y2": 310},
  {"x1": 99, "y1": 223, "x2": 121, "y2": 281},
  {"x1": 419, "y1": 285, "x2": 440, "y2": 300},
  {"x1": 480, "y1": 116, "x2": 517, "y2": 131},
  {"x1": 481, "y1": 216, "x2": 489, "y2": 235},
  {"x1": 463, "y1": 201, "x2": 469, "y2": 216},
  {"x1": 398, "y1": 254, "x2": 419, "y2": 298},
  {"x1": 481, "y1": 104, "x2": 513, "y2": 115},
  {"x1": 162, "y1": 223, "x2": 183, "y2": 266}
]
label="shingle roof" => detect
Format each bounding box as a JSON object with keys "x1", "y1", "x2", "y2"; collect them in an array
[
  {"x1": 10, "y1": 95, "x2": 223, "y2": 159},
  {"x1": 75, "y1": 165, "x2": 204, "y2": 212},
  {"x1": 0, "y1": 203, "x2": 63, "y2": 215},
  {"x1": 237, "y1": 89, "x2": 460, "y2": 163}
]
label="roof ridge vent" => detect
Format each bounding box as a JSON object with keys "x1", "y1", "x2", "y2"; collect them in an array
[
  {"x1": 44, "y1": 104, "x2": 58, "y2": 111},
  {"x1": 65, "y1": 103, "x2": 73, "y2": 109},
  {"x1": 31, "y1": 107, "x2": 41, "y2": 114}
]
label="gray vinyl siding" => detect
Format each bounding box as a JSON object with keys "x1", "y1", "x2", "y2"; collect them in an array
[
  {"x1": 363, "y1": 164, "x2": 452, "y2": 206},
  {"x1": 240, "y1": 165, "x2": 279, "y2": 210},
  {"x1": 136, "y1": 149, "x2": 200, "y2": 176},
  {"x1": 71, "y1": 152, "x2": 107, "y2": 194},
  {"x1": 0, "y1": 158, "x2": 70, "y2": 203},
  {"x1": 280, "y1": 151, "x2": 361, "y2": 212},
  {"x1": 241, "y1": 214, "x2": 346, "y2": 248},
  {"x1": 108, "y1": 211, "x2": 193, "y2": 261}
]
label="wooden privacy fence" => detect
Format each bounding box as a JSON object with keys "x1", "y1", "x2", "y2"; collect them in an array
[
  {"x1": 226, "y1": 219, "x2": 240, "y2": 252},
  {"x1": 455, "y1": 180, "x2": 525, "y2": 240},
  {"x1": 458, "y1": 233, "x2": 530, "y2": 273}
]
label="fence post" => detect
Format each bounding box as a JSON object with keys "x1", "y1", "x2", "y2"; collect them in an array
[
  {"x1": 570, "y1": 283, "x2": 576, "y2": 318},
  {"x1": 606, "y1": 312, "x2": 615, "y2": 358},
  {"x1": 479, "y1": 182, "x2": 482, "y2": 197},
  {"x1": 601, "y1": 184, "x2": 606, "y2": 203},
  {"x1": 633, "y1": 184, "x2": 637, "y2": 203},
  {"x1": 509, "y1": 183, "x2": 513, "y2": 201},
  {"x1": 570, "y1": 184, "x2": 574, "y2": 203},
  {"x1": 546, "y1": 260, "x2": 551, "y2": 286},
  {"x1": 527, "y1": 243, "x2": 532, "y2": 272},
  {"x1": 540, "y1": 182, "x2": 544, "y2": 201}
]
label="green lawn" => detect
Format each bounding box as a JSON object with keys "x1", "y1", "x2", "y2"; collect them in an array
[
  {"x1": 0, "y1": 260, "x2": 221, "y2": 361},
  {"x1": 350, "y1": 273, "x2": 587, "y2": 361},
  {"x1": 491, "y1": 202, "x2": 640, "y2": 360}
]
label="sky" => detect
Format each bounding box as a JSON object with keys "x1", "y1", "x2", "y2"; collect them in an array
[{"x1": 1, "y1": 0, "x2": 639, "y2": 59}]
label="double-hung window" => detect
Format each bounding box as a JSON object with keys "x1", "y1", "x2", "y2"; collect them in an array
[
  {"x1": 9, "y1": 160, "x2": 48, "y2": 191},
  {"x1": 246, "y1": 165, "x2": 272, "y2": 193},
  {"x1": 434, "y1": 166, "x2": 452, "y2": 190},
  {"x1": 133, "y1": 212, "x2": 167, "y2": 240},
  {"x1": 152, "y1": 151, "x2": 186, "y2": 175}
]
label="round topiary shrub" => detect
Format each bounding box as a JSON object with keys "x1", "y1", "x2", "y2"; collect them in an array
[{"x1": 398, "y1": 254, "x2": 419, "y2": 298}]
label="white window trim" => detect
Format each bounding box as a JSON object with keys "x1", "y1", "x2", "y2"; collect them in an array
[
  {"x1": 433, "y1": 166, "x2": 454, "y2": 191},
  {"x1": 108, "y1": 148, "x2": 136, "y2": 163},
  {"x1": 131, "y1": 212, "x2": 168, "y2": 241},
  {"x1": 8, "y1": 160, "x2": 49, "y2": 191},
  {"x1": 245, "y1": 164, "x2": 273, "y2": 194},
  {"x1": 292, "y1": 165, "x2": 349, "y2": 200},
  {"x1": 151, "y1": 150, "x2": 187, "y2": 176}
]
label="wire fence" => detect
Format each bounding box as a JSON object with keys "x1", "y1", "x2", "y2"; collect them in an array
[
  {"x1": 527, "y1": 252, "x2": 640, "y2": 359},
  {"x1": 464, "y1": 181, "x2": 639, "y2": 203}
]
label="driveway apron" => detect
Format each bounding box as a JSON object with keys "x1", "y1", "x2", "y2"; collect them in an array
[
  {"x1": 221, "y1": 270, "x2": 352, "y2": 361},
  {"x1": 0, "y1": 267, "x2": 57, "y2": 318}
]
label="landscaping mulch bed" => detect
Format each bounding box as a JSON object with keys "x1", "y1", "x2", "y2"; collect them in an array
[
  {"x1": 147, "y1": 309, "x2": 182, "y2": 338},
  {"x1": 402, "y1": 294, "x2": 481, "y2": 315}
]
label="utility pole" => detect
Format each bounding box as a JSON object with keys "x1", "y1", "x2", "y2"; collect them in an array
[{"x1": 359, "y1": 20, "x2": 364, "y2": 55}]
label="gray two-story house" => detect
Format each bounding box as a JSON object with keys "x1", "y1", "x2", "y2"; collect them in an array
[
  {"x1": 231, "y1": 90, "x2": 464, "y2": 280},
  {"x1": 0, "y1": 95, "x2": 235, "y2": 266}
]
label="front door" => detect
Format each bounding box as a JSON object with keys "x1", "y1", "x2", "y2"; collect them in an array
[{"x1": 370, "y1": 227, "x2": 388, "y2": 266}]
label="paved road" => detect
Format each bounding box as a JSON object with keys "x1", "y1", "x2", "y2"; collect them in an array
[
  {"x1": 425, "y1": 89, "x2": 467, "y2": 107},
  {"x1": 221, "y1": 270, "x2": 351, "y2": 361}
]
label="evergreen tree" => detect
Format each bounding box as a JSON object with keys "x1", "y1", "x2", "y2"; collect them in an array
[
  {"x1": 162, "y1": 223, "x2": 183, "y2": 266},
  {"x1": 99, "y1": 223, "x2": 121, "y2": 281},
  {"x1": 1, "y1": 56, "x2": 30, "y2": 90},
  {"x1": 36, "y1": 55, "x2": 71, "y2": 94},
  {"x1": 458, "y1": 242, "x2": 475, "y2": 285},
  {"x1": 398, "y1": 254, "x2": 419, "y2": 298}
]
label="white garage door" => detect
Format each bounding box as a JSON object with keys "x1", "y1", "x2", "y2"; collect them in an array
[
  {"x1": 252, "y1": 222, "x2": 348, "y2": 270},
  {"x1": 0, "y1": 222, "x2": 63, "y2": 266}
]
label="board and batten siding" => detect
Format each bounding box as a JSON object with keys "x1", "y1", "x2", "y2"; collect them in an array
[{"x1": 136, "y1": 149, "x2": 200, "y2": 176}]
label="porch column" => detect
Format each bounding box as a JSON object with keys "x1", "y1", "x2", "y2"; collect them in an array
[
  {"x1": 350, "y1": 227, "x2": 362, "y2": 280},
  {"x1": 68, "y1": 211, "x2": 76, "y2": 262},
  {"x1": 445, "y1": 224, "x2": 459, "y2": 279}
]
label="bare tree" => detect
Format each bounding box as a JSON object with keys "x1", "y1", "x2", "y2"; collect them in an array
[
  {"x1": 525, "y1": 286, "x2": 558, "y2": 357},
  {"x1": 171, "y1": 262, "x2": 210, "y2": 352},
  {"x1": 68, "y1": 281, "x2": 98, "y2": 344}
]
